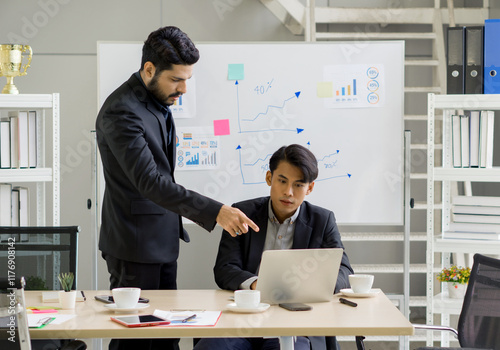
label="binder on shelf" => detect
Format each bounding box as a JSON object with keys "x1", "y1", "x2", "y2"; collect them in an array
[
  {"x1": 452, "y1": 213, "x2": 500, "y2": 224},
  {"x1": 16, "y1": 186, "x2": 29, "y2": 227},
  {"x1": 460, "y1": 114, "x2": 470, "y2": 167},
  {"x1": 447, "y1": 26, "x2": 465, "y2": 94},
  {"x1": 484, "y1": 19, "x2": 500, "y2": 94},
  {"x1": 0, "y1": 183, "x2": 12, "y2": 226},
  {"x1": 443, "y1": 231, "x2": 500, "y2": 240},
  {"x1": 8, "y1": 115, "x2": 19, "y2": 169},
  {"x1": 449, "y1": 221, "x2": 500, "y2": 233},
  {"x1": 479, "y1": 110, "x2": 495, "y2": 168},
  {"x1": 0, "y1": 183, "x2": 12, "y2": 242},
  {"x1": 468, "y1": 111, "x2": 480, "y2": 167},
  {"x1": 0, "y1": 120, "x2": 10, "y2": 168},
  {"x1": 9, "y1": 111, "x2": 29, "y2": 168},
  {"x1": 14, "y1": 186, "x2": 29, "y2": 241},
  {"x1": 28, "y1": 110, "x2": 37, "y2": 168},
  {"x1": 11, "y1": 188, "x2": 19, "y2": 227},
  {"x1": 451, "y1": 114, "x2": 462, "y2": 167},
  {"x1": 453, "y1": 195, "x2": 500, "y2": 207},
  {"x1": 452, "y1": 204, "x2": 500, "y2": 216},
  {"x1": 465, "y1": 26, "x2": 484, "y2": 94}
]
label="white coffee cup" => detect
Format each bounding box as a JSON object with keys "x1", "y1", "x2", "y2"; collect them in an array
[
  {"x1": 234, "y1": 290, "x2": 260, "y2": 309},
  {"x1": 112, "y1": 287, "x2": 141, "y2": 308},
  {"x1": 349, "y1": 274, "x2": 374, "y2": 294}
]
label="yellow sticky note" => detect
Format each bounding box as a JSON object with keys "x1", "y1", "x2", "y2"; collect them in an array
[{"x1": 317, "y1": 82, "x2": 333, "y2": 98}]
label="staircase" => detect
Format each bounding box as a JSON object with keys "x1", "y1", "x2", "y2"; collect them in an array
[{"x1": 260, "y1": 0, "x2": 489, "y2": 348}]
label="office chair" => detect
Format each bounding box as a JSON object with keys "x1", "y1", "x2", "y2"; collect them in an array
[
  {"x1": 0, "y1": 226, "x2": 80, "y2": 290},
  {"x1": 0, "y1": 277, "x2": 86, "y2": 350},
  {"x1": 414, "y1": 253, "x2": 500, "y2": 350}
]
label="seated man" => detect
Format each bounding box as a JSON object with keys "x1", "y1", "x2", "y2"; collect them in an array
[{"x1": 194, "y1": 144, "x2": 354, "y2": 350}]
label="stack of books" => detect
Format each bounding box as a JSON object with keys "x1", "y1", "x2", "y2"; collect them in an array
[
  {"x1": 443, "y1": 195, "x2": 500, "y2": 240},
  {"x1": 0, "y1": 110, "x2": 38, "y2": 169},
  {"x1": 451, "y1": 111, "x2": 494, "y2": 168}
]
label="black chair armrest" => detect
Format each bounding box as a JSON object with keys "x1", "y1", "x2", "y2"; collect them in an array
[{"x1": 413, "y1": 323, "x2": 459, "y2": 337}]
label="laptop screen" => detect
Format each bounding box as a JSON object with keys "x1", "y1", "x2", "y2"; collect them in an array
[{"x1": 256, "y1": 248, "x2": 343, "y2": 304}]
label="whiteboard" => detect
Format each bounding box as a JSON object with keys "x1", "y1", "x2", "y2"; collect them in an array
[{"x1": 98, "y1": 41, "x2": 404, "y2": 225}]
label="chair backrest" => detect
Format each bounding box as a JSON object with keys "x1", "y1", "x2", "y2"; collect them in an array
[
  {"x1": 458, "y1": 253, "x2": 500, "y2": 349},
  {"x1": 0, "y1": 277, "x2": 31, "y2": 350},
  {"x1": 0, "y1": 226, "x2": 80, "y2": 291}
]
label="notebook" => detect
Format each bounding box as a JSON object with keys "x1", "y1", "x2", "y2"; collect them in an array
[{"x1": 256, "y1": 248, "x2": 343, "y2": 304}]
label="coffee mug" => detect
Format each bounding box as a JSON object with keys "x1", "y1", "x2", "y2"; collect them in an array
[
  {"x1": 234, "y1": 290, "x2": 260, "y2": 309},
  {"x1": 112, "y1": 287, "x2": 141, "y2": 308},
  {"x1": 349, "y1": 274, "x2": 374, "y2": 294}
]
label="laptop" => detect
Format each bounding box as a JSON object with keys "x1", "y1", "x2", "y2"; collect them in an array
[{"x1": 255, "y1": 248, "x2": 343, "y2": 304}]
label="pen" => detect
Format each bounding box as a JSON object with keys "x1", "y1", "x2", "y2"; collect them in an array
[
  {"x1": 37, "y1": 317, "x2": 54, "y2": 327},
  {"x1": 339, "y1": 298, "x2": 357, "y2": 307},
  {"x1": 81, "y1": 291, "x2": 86, "y2": 301},
  {"x1": 181, "y1": 314, "x2": 196, "y2": 323},
  {"x1": 42, "y1": 317, "x2": 54, "y2": 326}
]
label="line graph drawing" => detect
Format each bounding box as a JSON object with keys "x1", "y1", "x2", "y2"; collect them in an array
[
  {"x1": 236, "y1": 145, "x2": 269, "y2": 185},
  {"x1": 236, "y1": 144, "x2": 352, "y2": 186},
  {"x1": 234, "y1": 80, "x2": 304, "y2": 134}
]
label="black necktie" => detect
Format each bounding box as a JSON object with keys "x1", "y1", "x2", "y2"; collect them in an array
[{"x1": 164, "y1": 107, "x2": 173, "y2": 146}]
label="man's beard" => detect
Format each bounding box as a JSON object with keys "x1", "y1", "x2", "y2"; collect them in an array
[{"x1": 148, "y1": 75, "x2": 181, "y2": 106}]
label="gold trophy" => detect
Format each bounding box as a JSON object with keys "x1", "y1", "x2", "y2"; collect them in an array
[{"x1": 0, "y1": 44, "x2": 32, "y2": 94}]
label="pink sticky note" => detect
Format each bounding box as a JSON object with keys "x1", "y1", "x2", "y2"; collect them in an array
[{"x1": 214, "y1": 119, "x2": 230, "y2": 136}]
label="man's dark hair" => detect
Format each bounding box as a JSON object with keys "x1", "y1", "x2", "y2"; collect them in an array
[
  {"x1": 269, "y1": 144, "x2": 318, "y2": 183},
  {"x1": 141, "y1": 26, "x2": 199, "y2": 72}
]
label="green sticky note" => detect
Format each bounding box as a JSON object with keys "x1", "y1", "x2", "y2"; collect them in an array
[
  {"x1": 228, "y1": 64, "x2": 244, "y2": 80},
  {"x1": 317, "y1": 82, "x2": 333, "y2": 98}
]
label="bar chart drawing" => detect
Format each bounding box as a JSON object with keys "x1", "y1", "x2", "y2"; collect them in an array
[
  {"x1": 200, "y1": 151, "x2": 217, "y2": 166},
  {"x1": 336, "y1": 79, "x2": 357, "y2": 97},
  {"x1": 323, "y1": 64, "x2": 385, "y2": 108},
  {"x1": 176, "y1": 127, "x2": 220, "y2": 170},
  {"x1": 186, "y1": 152, "x2": 199, "y2": 166}
]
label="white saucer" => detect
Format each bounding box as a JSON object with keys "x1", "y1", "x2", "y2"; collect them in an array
[
  {"x1": 339, "y1": 288, "x2": 381, "y2": 298},
  {"x1": 104, "y1": 303, "x2": 150, "y2": 312},
  {"x1": 226, "y1": 302, "x2": 270, "y2": 313}
]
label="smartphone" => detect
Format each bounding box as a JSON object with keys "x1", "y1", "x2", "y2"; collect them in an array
[
  {"x1": 110, "y1": 314, "x2": 170, "y2": 328},
  {"x1": 278, "y1": 303, "x2": 312, "y2": 311},
  {"x1": 94, "y1": 295, "x2": 149, "y2": 304}
]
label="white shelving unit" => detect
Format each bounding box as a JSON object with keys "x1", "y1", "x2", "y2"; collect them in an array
[
  {"x1": 0, "y1": 93, "x2": 60, "y2": 225},
  {"x1": 426, "y1": 93, "x2": 500, "y2": 346}
]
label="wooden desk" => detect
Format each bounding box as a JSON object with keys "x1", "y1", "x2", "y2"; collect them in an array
[{"x1": 27, "y1": 290, "x2": 413, "y2": 348}]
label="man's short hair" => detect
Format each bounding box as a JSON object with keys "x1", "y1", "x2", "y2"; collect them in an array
[
  {"x1": 269, "y1": 144, "x2": 318, "y2": 183},
  {"x1": 141, "y1": 26, "x2": 199, "y2": 72}
]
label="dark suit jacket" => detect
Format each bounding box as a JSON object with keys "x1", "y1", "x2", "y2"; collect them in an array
[
  {"x1": 214, "y1": 196, "x2": 353, "y2": 293},
  {"x1": 96, "y1": 73, "x2": 222, "y2": 263},
  {"x1": 213, "y1": 197, "x2": 353, "y2": 350}
]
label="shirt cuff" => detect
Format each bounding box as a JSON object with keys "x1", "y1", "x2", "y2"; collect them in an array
[{"x1": 240, "y1": 276, "x2": 258, "y2": 290}]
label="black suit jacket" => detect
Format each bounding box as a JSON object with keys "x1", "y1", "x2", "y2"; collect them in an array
[
  {"x1": 213, "y1": 197, "x2": 353, "y2": 350},
  {"x1": 96, "y1": 73, "x2": 222, "y2": 263},
  {"x1": 214, "y1": 196, "x2": 353, "y2": 293}
]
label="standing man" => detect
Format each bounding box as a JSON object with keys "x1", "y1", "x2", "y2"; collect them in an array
[
  {"x1": 96, "y1": 26, "x2": 258, "y2": 350},
  {"x1": 194, "y1": 144, "x2": 353, "y2": 350}
]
